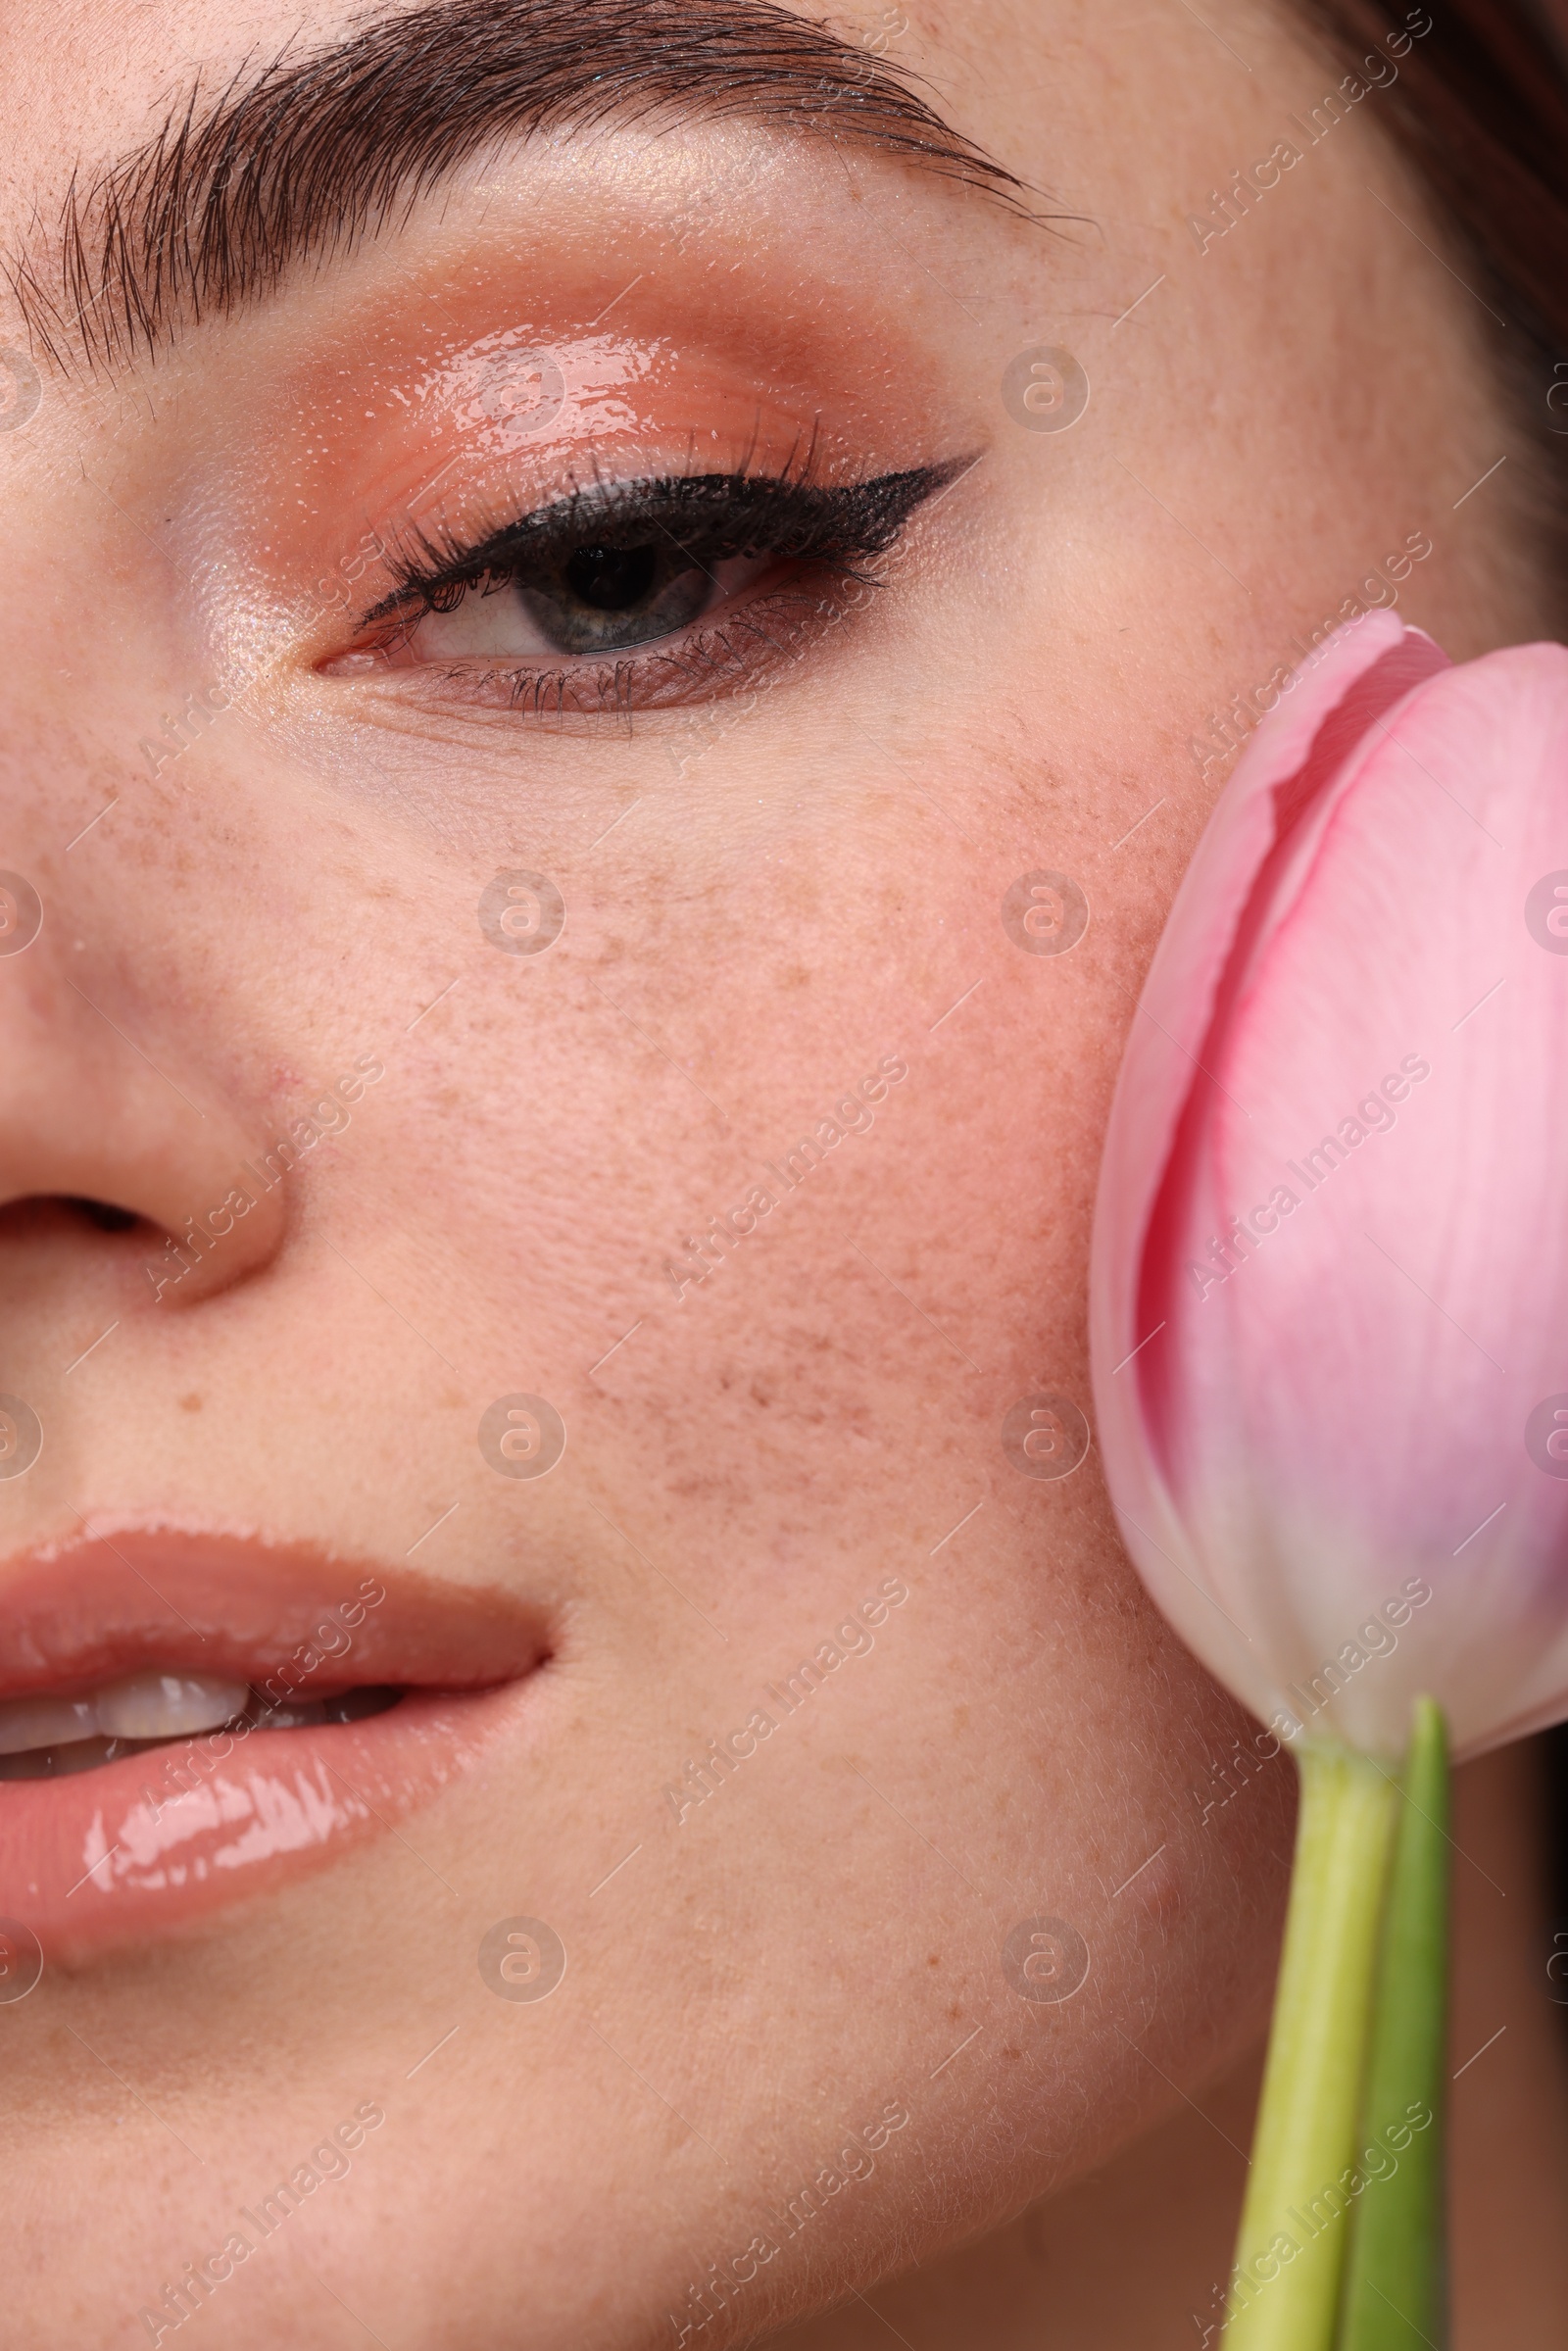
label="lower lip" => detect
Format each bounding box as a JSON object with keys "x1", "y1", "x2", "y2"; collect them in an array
[{"x1": 0, "y1": 1686, "x2": 522, "y2": 1965}]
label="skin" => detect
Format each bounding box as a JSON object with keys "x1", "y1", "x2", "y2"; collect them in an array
[{"x1": 0, "y1": 0, "x2": 1565, "y2": 2343}]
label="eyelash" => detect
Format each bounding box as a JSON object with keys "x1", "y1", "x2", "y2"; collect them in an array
[{"x1": 339, "y1": 457, "x2": 959, "y2": 717}]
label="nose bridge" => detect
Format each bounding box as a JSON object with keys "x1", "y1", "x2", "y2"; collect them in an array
[{"x1": 0, "y1": 882, "x2": 287, "y2": 1304}]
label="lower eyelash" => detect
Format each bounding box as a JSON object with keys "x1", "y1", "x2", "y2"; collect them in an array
[{"x1": 413, "y1": 577, "x2": 872, "y2": 719}]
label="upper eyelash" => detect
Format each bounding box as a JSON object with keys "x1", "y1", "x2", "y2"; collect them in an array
[{"x1": 359, "y1": 459, "x2": 967, "y2": 630}]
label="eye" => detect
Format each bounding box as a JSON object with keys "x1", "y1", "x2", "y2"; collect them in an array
[
  {"x1": 324, "y1": 461, "x2": 967, "y2": 713},
  {"x1": 391, "y1": 536, "x2": 770, "y2": 662}
]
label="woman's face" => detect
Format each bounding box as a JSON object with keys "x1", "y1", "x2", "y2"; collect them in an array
[{"x1": 0, "y1": 0, "x2": 1535, "y2": 2340}]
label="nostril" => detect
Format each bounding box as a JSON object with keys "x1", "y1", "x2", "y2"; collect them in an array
[
  {"x1": 0, "y1": 1059, "x2": 291, "y2": 1303},
  {"x1": 60, "y1": 1197, "x2": 141, "y2": 1234}
]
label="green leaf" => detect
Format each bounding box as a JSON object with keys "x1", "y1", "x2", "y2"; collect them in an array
[{"x1": 1335, "y1": 1696, "x2": 1450, "y2": 2351}]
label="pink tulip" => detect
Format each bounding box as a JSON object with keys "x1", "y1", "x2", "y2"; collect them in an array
[{"x1": 1091, "y1": 612, "x2": 1568, "y2": 1760}]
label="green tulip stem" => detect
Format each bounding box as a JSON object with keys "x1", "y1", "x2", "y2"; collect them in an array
[
  {"x1": 1224, "y1": 1741, "x2": 1400, "y2": 2351},
  {"x1": 1336, "y1": 1697, "x2": 1450, "y2": 2351}
]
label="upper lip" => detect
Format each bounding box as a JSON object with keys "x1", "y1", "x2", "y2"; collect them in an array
[{"x1": 0, "y1": 1524, "x2": 549, "y2": 1704}]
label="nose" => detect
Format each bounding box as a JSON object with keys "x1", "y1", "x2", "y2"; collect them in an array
[{"x1": 0, "y1": 906, "x2": 285, "y2": 1309}]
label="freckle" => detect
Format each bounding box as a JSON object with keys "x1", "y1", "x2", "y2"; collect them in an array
[
  {"x1": 1128, "y1": 1848, "x2": 1187, "y2": 1935},
  {"x1": 927, "y1": 1953, "x2": 941, "y2": 1969},
  {"x1": 948, "y1": 1999, "x2": 961, "y2": 2019},
  {"x1": 178, "y1": 1393, "x2": 202, "y2": 1413}
]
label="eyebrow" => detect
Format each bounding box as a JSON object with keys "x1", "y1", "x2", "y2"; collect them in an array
[{"x1": 10, "y1": 0, "x2": 1028, "y2": 373}]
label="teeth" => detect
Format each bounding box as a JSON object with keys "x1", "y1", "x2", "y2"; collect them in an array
[
  {"x1": 93, "y1": 1673, "x2": 251, "y2": 1740},
  {"x1": 0, "y1": 1694, "x2": 100, "y2": 1755},
  {"x1": 0, "y1": 1674, "x2": 404, "y2": 1777},
  {"x1": 0, "y1": 1671, "x2": 249, "y2": 1754}
]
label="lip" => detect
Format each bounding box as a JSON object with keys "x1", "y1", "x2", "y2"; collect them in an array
[{"x1": 0, "y1": 1529, "x2": 549, "y2": 1962}]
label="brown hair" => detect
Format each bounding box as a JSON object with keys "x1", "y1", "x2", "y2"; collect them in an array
[{"x1": 1302, "y1": 3, "x2": 1568, "y2": 387}]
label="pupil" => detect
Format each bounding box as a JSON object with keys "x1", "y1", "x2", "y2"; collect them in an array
[{"x1": 564, "y1": 544, "x2": 660, "y2": 612}]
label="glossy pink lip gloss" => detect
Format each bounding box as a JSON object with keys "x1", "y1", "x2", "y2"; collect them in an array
[{"x1": 0, "y1": 1528, "x2": 548, "y2": 1961}]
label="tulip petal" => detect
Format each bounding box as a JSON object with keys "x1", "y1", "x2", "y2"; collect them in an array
[
  {"x1": 1092, "y1": 616, "x2": 1452, "y2": 1737},
  {"x1": 1199, "y1": 645, "x2": 1568, "y2": 1749},
  {"x1": 1094, "y1": 624, "x2": 1568, "y2": 1751}
]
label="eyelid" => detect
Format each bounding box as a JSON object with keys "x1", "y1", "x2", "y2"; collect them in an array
[
  {"x1": 320, "y1": 451, "x2": 972, "y2": 718},
  {"x1": 355, "y1": 458, "x2": 965, "y2": 629}
]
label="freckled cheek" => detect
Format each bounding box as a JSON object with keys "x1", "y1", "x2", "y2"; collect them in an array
[{"x1": 1126, "y1": 1851, "x2": 1190, "y2": 1938}]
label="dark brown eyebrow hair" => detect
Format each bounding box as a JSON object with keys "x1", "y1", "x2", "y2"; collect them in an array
[{"x1": 9, "y1": 0, "x2": 1030, "y2": 374}]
